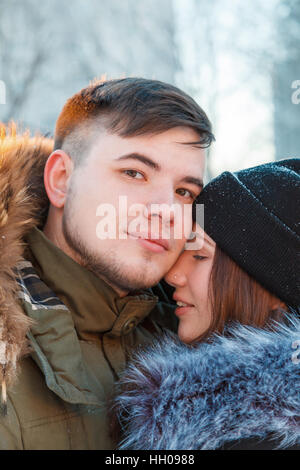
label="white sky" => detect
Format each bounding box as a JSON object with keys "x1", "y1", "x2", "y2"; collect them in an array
[{"x1": 173, "y1": 0, "x2": 276, "y2": 178}]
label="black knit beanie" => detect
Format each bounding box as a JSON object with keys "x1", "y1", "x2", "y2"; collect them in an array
[{"x1": 195, "y1": 158, "x2": 300, "y2": 308}]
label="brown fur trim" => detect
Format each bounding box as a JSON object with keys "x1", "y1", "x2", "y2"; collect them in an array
[{"x1": 0, "y1": 123, "x2": 53, "y2": 406}]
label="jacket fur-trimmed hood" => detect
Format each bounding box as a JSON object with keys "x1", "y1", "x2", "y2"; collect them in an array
[
  {"x1": 0, "y1": 124, "x2": 53, "y2": 407},
  {"x1": 114, "y1": 316, "x2": 300, "y2": 450}
]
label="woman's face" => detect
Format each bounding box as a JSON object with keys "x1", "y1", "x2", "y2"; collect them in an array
[{"x1": 165, "y1": 225, "x2": 216, "y2": 343}]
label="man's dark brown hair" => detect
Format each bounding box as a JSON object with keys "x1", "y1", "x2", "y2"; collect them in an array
[{"x1": 54, "y1": 77, "x2": 215, "y2": 165}]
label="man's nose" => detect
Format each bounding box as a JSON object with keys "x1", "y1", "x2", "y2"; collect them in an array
[{"x1": 143, "y1": 191, "x2": 176, "y2": 227}]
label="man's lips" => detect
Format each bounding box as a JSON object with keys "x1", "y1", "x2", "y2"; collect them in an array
[{"x1": 127, "y1": 232, "x2": 170, "y2": 251}]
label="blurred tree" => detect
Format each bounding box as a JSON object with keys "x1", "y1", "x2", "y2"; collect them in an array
[
  {"x1": 174, "y1": 0, "x2": 300, "y2": 175},
  {"x1": 174, "y1": 0, "x2": 219, "y2": 180},
  {"x1": 272, "y1": 0, "x2": 300, "y2": 160},
  {"x1": 0, "y1": 0, "x2": 179, "y2": 133},
  {"x1": 0, "y1": 0, "x2": 50, "y2": 123}
]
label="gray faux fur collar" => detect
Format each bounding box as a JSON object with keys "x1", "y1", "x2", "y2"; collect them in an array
[{"x1": 114, "y1": 316, "x2": 300, "y2": 450}]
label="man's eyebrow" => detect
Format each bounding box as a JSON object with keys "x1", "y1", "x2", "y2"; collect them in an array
[
  {"x1": 115, "y1": 153, "x2": 161, "y2": 171},
  {"x1": 115, "y1": 153, "x2": 203, "y2": 188},
  {"x1": 181, "y1": 176, "x2": 204, "y2": 189}
]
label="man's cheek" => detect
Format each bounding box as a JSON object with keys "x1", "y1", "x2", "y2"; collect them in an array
[{"x1": 183, "y1": 204, "x2": 193, "y2": 236}]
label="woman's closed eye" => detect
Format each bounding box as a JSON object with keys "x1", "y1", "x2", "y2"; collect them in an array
[{"x1": 193, "y1": 254, "x2": 207, "y2": 261}]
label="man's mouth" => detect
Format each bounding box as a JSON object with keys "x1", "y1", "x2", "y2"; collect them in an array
[{"x1": 127, "y1": 232, "x2": 170, "y2": 252}]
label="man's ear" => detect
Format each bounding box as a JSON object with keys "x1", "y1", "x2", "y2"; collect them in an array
[{"x1": 44, "y1": 150, "x2": 74, "y2": 209}]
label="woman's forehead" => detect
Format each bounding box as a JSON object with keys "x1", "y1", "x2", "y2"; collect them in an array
[{"x1": 193, "y1": 224, "x2": 216, "y2": 251}]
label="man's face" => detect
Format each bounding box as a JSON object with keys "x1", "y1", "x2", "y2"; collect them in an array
[{"x1": 62, "y1": 126, "x2": 206, "y2": 294}]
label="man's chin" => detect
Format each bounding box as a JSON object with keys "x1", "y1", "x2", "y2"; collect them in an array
[
  {"x1": 114, "y1": 275, "x2": 163, "y2": 293},
  {"x1": 62, "y1": 221, "x2": 167, "y2": 292},
  {"x1": 105, "y1": 264, "x2": 165, "y2": 292}
]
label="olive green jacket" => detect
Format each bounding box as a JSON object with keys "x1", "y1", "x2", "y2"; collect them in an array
[
  {"x1": 0, "y1": 134, "x2": 176, "y2": 450},
  {"x1": 0, "y1": 228, "x2": 176, "y2": 450}
]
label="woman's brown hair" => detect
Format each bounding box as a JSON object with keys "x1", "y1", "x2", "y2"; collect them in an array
[{"x1": 200, "y1": 244, "x2": 287, "y2": 341}]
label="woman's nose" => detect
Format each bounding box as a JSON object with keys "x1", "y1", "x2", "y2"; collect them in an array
[{"x1": 165, "y1": 265, "x2": 186, "y2": 288}]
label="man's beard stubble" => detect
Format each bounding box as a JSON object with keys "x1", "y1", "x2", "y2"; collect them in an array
[{"x1": 61, "y1": 202, "x2": 161, "y2": 294}]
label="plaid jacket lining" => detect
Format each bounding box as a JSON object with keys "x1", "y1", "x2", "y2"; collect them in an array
[{"x1": 15, "y1": 260, "x2": 68, "y2": 311}]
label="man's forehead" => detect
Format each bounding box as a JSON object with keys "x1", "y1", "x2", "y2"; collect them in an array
[
  {"x1": 89, "y1": 127, "x2": 206, "y2": 172},
  {"x1": 92, "y1": 125, "x2": 203, "y2": 149}
]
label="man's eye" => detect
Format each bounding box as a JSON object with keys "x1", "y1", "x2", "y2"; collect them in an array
[
  {"x1": 123, "y1": 169, "x2": 144, "y2": 179},
  {"x1": 176, "y1": 188, "x2": 196, "y2": 199}
]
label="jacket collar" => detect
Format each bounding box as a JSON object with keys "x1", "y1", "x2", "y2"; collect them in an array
[
  {"x1": 115, "y1": 316, "x2": 300, "y2": 450},
  {"x1": 25, "y1": 227, "x2": 158, "y2": 340},
  {"x1": 14, "y1": 227, "x2": 159, "y2": 406},
  {"x1": 16, "y1": 256, "x2": 158, "y2": 407}
]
